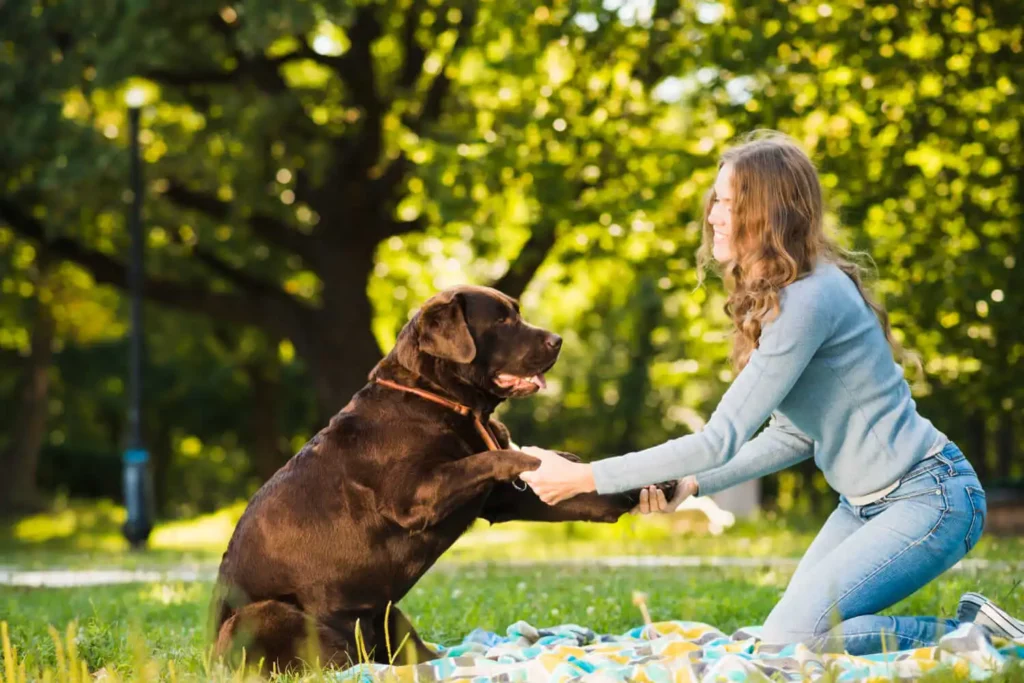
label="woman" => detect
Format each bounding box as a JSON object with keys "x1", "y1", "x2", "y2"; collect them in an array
[{"x1": 519, "y1": 131, "x2": 1023, "y2": 655}]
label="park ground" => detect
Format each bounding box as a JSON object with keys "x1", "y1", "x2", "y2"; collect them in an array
[{"x1": 1, "y1": 501, "x2": 1022, "y2": 681}]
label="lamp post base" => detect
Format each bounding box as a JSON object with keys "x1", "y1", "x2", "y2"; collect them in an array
[{"x1": 122, "y1": 448, "x2": 153, "y2": 549}]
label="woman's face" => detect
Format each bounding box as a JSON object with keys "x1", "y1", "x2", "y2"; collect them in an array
[{"x1": 708, "y1": 163, "x2": 735, "y2": 263}]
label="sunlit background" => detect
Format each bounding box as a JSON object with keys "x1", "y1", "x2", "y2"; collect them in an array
[
  {"x1": 1, "y1": 0, "x2": 1021, "y2": 544},
  {"x1": 1, "y1": 2, "x2": 1023, "y2": 680}
]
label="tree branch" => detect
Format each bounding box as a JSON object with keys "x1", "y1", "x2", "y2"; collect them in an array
[
  {"x1": 140, "y1": 68, "x2": 238, "y2": 87},
  {"x1": 289, "y1": 8, "x2": 383, "y2": 116},
  {"x1": 321, "y1": 5, "x2": 386, "y2": 182},
  {"x1": 169, "y1": 236, "x2": 294, "y2": 304},
  {"x1": 0, "y1": 198, "x2": 274, "y2": 328},
  {"x1": 337, "y1": 7, "x2": 384, "y2": 115},
  {"x1": 207, "y1": 12, "x2": 237, "y2": 41},
  {"x1": 380, "y1": 216, "x2": 425, "y2": 239},
  {"x1": 163, "y1": 182, "x2": 317, "y2": 261},
  {"x1": 398, "y1": 0, "x2": 428, "y2": 89},
  {"x1": 0, "y1": 347, "x2": 22, "y2": 366},
  {"x1": 405, "y1": 0, "x2": 478, "y2": 134},
  {"x1": 366, "y1": 0, "x2": 480, "y2": 209},
  {"x1": 141, "y1": 51, "x2": 294, "y2": 93},
  {"x1": 632, "y1": 0, "x2": 681, "y2": 87},
  {"x1": 143, "y1": 11, "x2": 295, "y2": 95},
  {"x1": 294, "y1": 167, "x2": 315, "y2": 206},
  {"x1": 492, "y1": 219, "x2": 559, "y2": 299},
  {"x1": 493, "y1": 175, "x2": 597, "y2": 298},
  {"x1": 369, "y1": 152, "x2": 412, "y2": 203}
]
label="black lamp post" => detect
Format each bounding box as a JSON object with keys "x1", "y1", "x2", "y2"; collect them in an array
[{"x1": 122, "y1": 90, "x2": 154, "y2": 549}]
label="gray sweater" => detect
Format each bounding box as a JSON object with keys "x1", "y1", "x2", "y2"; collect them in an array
[{"x1": 591, "y1": 262, "x2": 947, "y2": 498}]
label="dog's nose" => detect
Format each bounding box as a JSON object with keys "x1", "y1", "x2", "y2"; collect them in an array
[{"x1": 545, "y1": 334, "x2": 562, "y2": 350}]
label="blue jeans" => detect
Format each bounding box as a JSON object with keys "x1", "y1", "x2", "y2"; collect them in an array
[{"x1": 760, "y1": 442, "x2": 987, "y2": 655}]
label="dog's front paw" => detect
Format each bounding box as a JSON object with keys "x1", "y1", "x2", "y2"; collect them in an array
[
  {"x1": 488, "y1": 419, "x2": 513, "y2": 448},
  {"x1": 622, "y1": 479, "x2": 678, "y2": 508},
  {"x1": 654, "y1": 479, "x2": 678, "y2": 500},
  {"x1": 501, "y1": 450, "x2": 541, "y2": 482}
]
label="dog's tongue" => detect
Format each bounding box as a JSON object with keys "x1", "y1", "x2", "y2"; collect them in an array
[{"x1": 530, "y1": 373, "x2": 546, "y2": 389}]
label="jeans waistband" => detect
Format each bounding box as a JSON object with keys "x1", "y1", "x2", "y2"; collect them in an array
[{"x1": 909, "y1": 442, "x2": 970, "y2": 477}]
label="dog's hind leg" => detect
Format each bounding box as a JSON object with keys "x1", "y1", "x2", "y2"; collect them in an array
[
  {"x1": 215, "y1": 600, "x2": 355, "y2": 673},
  {"x1": 371, "y1": 605, "x2": 437, "y2": 666}
]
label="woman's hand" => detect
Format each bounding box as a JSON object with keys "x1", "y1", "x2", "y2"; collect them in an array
[
  {"x1": 631, "y1": 476, "x2": 699, "y2": 514},
  {"x1": 518, "y1": 446, "x2": 596, "y2": 505}
]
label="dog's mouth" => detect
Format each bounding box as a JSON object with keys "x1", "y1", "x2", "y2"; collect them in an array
[{"x1": 493, "y1": 372, "x2": 547, "y2": 394}]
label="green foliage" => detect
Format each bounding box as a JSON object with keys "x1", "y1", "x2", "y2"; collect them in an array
[{"x1": 1, "y1": 0, "x2": 1021, "y2": 512}]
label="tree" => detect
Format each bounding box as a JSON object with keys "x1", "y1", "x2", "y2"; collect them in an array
[
  {"x1": 0, "y1": 251, "x2": 55, "y2": 511},
  {"x1": 1, "y1": 0, "x2": 694, "y2": 419},
  {"x1": 3, "y1": 0, "x2": 1020, "y2": 514},
  {"x1": 701, "y1": 0, "x2": 1024, "y2": 476},
  {"x1": 0, "y1": 239, "x2": 129, "y2": 511},
  {"x1": 505, "y1": 0, "x2": 1023, "y2": 504}
]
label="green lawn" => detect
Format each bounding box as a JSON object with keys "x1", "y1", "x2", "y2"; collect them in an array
[
  {"x1": 3, "y1": 564, "x2": 1023, "y2": 681},
  {"x1": 1, "y1": 501, "x2": 1023, "y2": 681},
  {"x1": 4, "y1": 498, "x2": 1023, "y2": 568}
]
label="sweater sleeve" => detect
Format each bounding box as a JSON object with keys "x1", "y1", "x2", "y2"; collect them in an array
[
  {"x1": 591, "y1": 281, "x2": 833, "y2": 495},
  {"x1": 694, "y1": 411, "x2": 814, "y2": 497}
]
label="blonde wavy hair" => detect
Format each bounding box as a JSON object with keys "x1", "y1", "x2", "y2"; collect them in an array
[{"x1": 696, "y1": 131, "x2": 916, "y2": 372}]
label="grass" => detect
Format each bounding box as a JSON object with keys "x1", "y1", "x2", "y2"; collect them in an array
[
  {"x1": 2, "y1": 500, "x2": 1023, "y2": 680},
  {"x1": 5, "y1": 498, "x2": 1024, "y2": 569},
  {"x1": 2, "y1": 564, "x2": 1023, "y2": 681}
]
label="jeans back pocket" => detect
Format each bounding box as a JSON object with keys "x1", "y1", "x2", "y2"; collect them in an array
[{"x1": 965, "y1": 485, "x2": 987, "y2": 553}]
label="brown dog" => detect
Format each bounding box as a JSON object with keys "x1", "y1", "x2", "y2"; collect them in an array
[{"x1": 210, "y1": 285, "x2": 674, "y2": 672}]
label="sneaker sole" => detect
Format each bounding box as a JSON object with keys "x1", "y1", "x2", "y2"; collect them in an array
[{"x1": 960, "y1": 593, "x2": 1024, "y2": 640}]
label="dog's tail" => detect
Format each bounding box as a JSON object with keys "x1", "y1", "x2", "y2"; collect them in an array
[{"x1": 207, "y1": 579, "x2": 235, "y2": 644}]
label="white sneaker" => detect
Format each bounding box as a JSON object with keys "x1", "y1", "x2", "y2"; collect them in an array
[{"x1": 957, "y1": 592, "x2": 1024, "y2": 642}]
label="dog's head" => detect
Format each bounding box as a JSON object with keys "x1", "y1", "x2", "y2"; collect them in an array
[{"x1": 391, "y1": 285, "x2": 562, "y2": 398}]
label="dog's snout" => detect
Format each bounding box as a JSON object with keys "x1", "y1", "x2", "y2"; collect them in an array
[{"x1": 544, "y1": 334, "x2": 562, "y2": 350}]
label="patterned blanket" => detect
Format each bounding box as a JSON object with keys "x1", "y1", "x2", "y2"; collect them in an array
[{"x1": 338, "y1": 619, "x2": 1023, "y2": 682}]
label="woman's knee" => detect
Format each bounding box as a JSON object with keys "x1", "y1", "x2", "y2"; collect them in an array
[
  {"x1": 760, "y1": 598, "x2": 835, "y2": 644},
  {"x1": 759, "y1": 619, "x2": 807, "y2": 645}
]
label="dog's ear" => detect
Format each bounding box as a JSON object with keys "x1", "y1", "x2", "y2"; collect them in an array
[{"x1": 417, "y1": 291, "x2": 476, "y2": 363}]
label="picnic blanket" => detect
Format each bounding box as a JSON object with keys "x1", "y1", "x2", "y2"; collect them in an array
[{"x1": 338, "y1": 619, "x2": 1023, "y2": 682}]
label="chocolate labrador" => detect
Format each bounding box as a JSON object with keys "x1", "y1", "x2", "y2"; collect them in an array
[{"x1": 210, "y1": 285, "x2": 674, "y2": 672}]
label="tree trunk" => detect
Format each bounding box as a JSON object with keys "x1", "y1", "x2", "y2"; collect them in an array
[
  {"x1": 996, "y1": 412, "x2": 1015, "y2": 481},
  {"x1": 968, "y1": 413, "x2": 989, "y2": 482},
  {"x1": 247, "y1": 360, "x2": 286, "y2": 482},
  {"x1": 0, "y1": 293, "x2": 55, "y2": 512},
  {"x1": 147, "y1": 419, "x2": 173, "y2": 515},
  {"x1": 615, "y1": 276, "x2": 660, "y2": 454},
  {"x1": 299, "y1": 241, "x2": 383, "y2": 422},
  {"x1": 306, "y1": 317, "x2": 380, "y2": 423}
]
